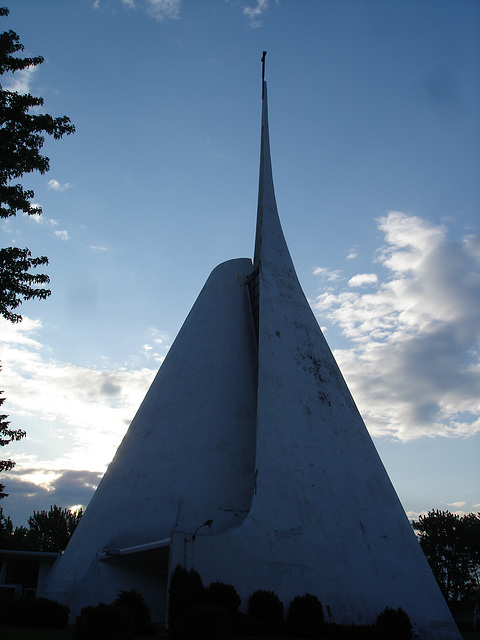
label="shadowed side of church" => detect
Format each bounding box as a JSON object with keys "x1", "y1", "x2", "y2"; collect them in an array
[{"x1": 43, "y1": 60, "x2": 461, "y2": 639}]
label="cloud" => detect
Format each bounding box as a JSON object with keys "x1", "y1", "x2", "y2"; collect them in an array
[
  {"x1": 313, "y1": 211, "x2": 480, "y2": 441},
  {"x1": 313, "y1": 266, "x2": 343, "y2": 281},
  {"x1": 0, "y1": 318, "x2": 171, "y2": 523},
  {"x1": 22, "y1": 209, "x2": 70, "y2": 240},
  {"x1": 243, "y1": 0, "x2": 276, "y2": 28},
  {"x1": 24, "y1": 211, "x2": 54, "y2": 225},
  {"x1": 3, "y1": 66, "x2": 38, "y2": 94},
  {"x1": 448, "y1": 501, "x2": 467, "y2": 508},
  {"x1": 146, "y1": 0, "x2": 181, "y2": 21},
  {"x1": 88, "y1": 245, "x2": 109, "y2": 251},
  {"x1": 348, "y1": 273, "x2": 378, "y2": 287},
  {"x1": 92, "y1": 0, "x2": 181, "y2": 20},
  {"x1": 141, "y1": 327, "x2": 170, "y2": 363},
  {"x1": 2, "y1": 469, "x2": 103, "y2": 525},
  {"x1": 47, "y1": 179, "x2": 72, "y2": 192},
  {"x1": 0, "y1": 317, "x2": 157, "y2": 473}
]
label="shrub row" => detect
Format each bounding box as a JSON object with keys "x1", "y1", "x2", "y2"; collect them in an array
[
  {"x1": 167, "y1": 565, "x2": 413, "y2": 639},
  {"x1": 0, "y1": 596, "x2": 69, "y2": 628},
  {"x1": 74, "y1": 588, "x2": 156, "y2": 639}
]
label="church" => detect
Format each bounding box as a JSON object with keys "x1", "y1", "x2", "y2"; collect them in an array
[{"x1": 43, "y1": 55, "x2": 460, "y2": 639}]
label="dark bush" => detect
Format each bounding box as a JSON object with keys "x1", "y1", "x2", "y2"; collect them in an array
[
  {"x1": 178, "y1": 603, "x2": 230, "y2": 640},
  {"x1": 376, "y1": 606, "x2": 412, "y2": 640},
  {"x1": 207, "y1": 581, "x2": 241, "y2": 617},
  {"x1": 247, "y1": 589, "x2": 283, "y2": 625},
  {"x1": 15, "y1": 597, "x2": 70, "y2": 628},
  {"x1": 114, "y1": 589, "x2": 155, "y2": 635},
  {"x1": 168, "y1": 565, "x2": 206, "y2": 631},
  {"x1": 74, "y1": 602, "x2": 134, "y2": 640},
  {"x1": 286, "y1": 593, "x2": 324, "y2": 634}
]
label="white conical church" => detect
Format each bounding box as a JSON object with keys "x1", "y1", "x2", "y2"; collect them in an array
[{"x1": 44, "y1": 57, "x2": 460, "y2": 639}]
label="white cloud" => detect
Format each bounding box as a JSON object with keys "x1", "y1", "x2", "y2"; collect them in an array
[
  {"x1": 243, "y1": 0, "x2": 275, "y2": 28},
  {"x1": 313, "y1": 211, "x2": 480, "y2": 441},
  {"x1": 448, "y1": 501, "x2": 467, "y2": 508},
  {"x1": 92, "y1": 0, "x2": 180, "y2": 20},
  {"x1": 24, "y1": 211, "x2": 59, "y2": 231},
  {"x1": 141, "y1": 327, "x2": 170, "y2": 362},
  {"x1": 313, "y1": 266, "x2": 343, "y2": 281},
  {"x1": 54, "y1": 229, "x2": 69, "y2": 241},
  {"x1": 47, "y1": 179, "x2": 73, "y2": 192},
  {"x1": 146, "y1": 0, "x2": 181, "y2": 21},
  {"x1": 3, "y1": 66, "x2": 38, "y2": 94},
  {"x1": 348, "y1": 273, "x2": 378, "y2": 287},
  {"x1": 0, "y1": 317, "x2": 157, "y2": 475},
  {"x1": 88, "y1": 245, "x2": 109, "y2": 251}
]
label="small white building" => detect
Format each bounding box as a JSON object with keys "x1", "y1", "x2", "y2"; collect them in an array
[
  {"x1": 44, "y1": 61, "x2": 461, "y2": 639},
  {"x1": 0, "y1": 549, "x2": 61, "y2": 601}
]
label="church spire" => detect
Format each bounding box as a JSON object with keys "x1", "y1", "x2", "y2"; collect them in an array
[{"x1": 253, "y1": 52, "x2": 297, "y2": 282}]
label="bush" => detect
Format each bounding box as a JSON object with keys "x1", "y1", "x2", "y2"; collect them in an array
[
  {"x1": 15, "y1": 597, "x2": 70, "y2": 628},
  {"x1": 376, "y1": 606, "x2": 412, "y2": 640},
  {"x1": 207, "y1": 582, "x2": 241, "y2": 617},
  {"x1": 178, "y1": 603, "x2": 230, "y2": 640},
  {"x1": 168, "y1": 565, "x2": 206, "y2": 631},
  {"x1": 114, "y1": 589, "x2": 155, "y2": 635},
  {"x1": 287, "y1": 593, "x2": 324, "y2": 634},
  {"x1": 74, "y1": 602, "x2": 134, "y2": 640},
  {"x1": 247, "y1": 589, "x2": 283, "y2": 625}
]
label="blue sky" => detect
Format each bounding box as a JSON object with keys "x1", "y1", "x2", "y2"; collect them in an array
[{"x1": 0, "y1": 0, "x2": 479, "y2": 525}]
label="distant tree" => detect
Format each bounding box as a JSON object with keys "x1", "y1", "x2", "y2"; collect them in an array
[
  {"x1": 413, "y1": 510, "x2": 480, "y2": 602},
  {"x1": 25, "y1": 504, "x2": 83, "y2": 551},
  {"x1": 0, "y1": 6, "x2": 74, "y2": 476},
  {"x1": 1, "y1": 377, "x2": 26, "y2": 474},
  {"x1": 0, "y1": 503, "x2": 27, "y2": 548}
]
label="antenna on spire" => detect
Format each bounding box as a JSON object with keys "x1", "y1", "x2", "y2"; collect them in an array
[{"x1": 261, "y1": 51, "x2": 267, "y2": 98}]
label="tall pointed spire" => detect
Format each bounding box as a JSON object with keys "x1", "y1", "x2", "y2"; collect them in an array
[{"x1": 254, "y1": 51, "x2": 292, "y2": 274}]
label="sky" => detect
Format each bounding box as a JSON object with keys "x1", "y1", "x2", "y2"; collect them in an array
[{"x1": 0, "y1": 0, "x2": 479, "y2": 526}]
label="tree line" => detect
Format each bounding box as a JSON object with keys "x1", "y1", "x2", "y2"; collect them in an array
[
  {"x1": 412, "y1": 510, "x2": 480, "y2": 603},
  {"x1": 0, "y1": 503, "x2": 82, "y2": 552}
]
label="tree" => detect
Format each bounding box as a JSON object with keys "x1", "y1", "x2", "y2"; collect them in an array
[
  {"x1": 25, "y1": 504, "x2": 83, "y2": 551},
  {"x1": 0, "y1": 7, "x2": 75, "y2": 221},
  {"x1": 1, "y1": 376, "x2": 26, "y2": 474},
  {"x1": 0, "y1": 6, "x2": 74, "y2": 474},
  {"x1": 0, "y1": 504, "x2": 27, "y2": 548},
  {"x1": 1, "y1": 504, "x2": 83, "y2": 550},
  {"x1": 413, "y1": 510, "x2": 480, "y2": 602}
]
